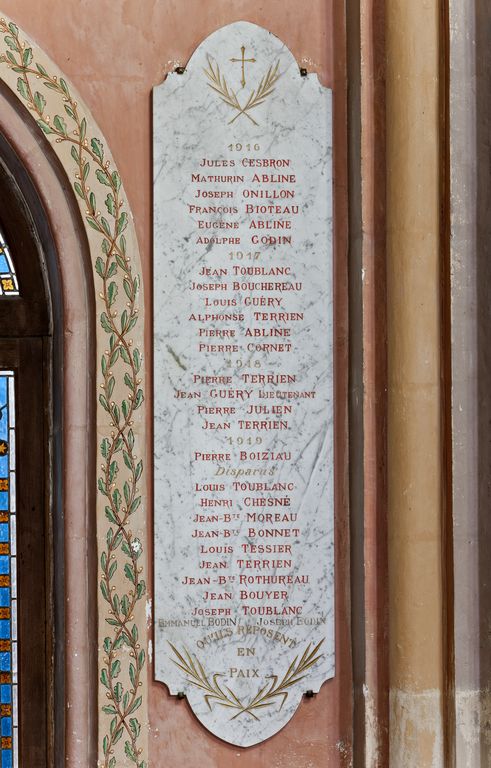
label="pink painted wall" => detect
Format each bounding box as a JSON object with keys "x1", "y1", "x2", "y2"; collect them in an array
[{"x1": 0, "y1": 1, "x2": 351, "y2": 764}]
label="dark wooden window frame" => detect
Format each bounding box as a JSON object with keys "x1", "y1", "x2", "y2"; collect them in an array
[{"x1": 0, "y1": 132, "x2": 63, "y2": 767}]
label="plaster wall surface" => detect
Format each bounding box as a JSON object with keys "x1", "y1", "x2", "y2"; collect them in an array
[{"x1": 0, "y1": 1, "x2": 352, "y2": 765}]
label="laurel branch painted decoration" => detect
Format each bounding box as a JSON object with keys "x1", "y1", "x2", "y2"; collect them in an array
[{"x1": 0, "y1": 16, "x2": 148, "y2": 768}]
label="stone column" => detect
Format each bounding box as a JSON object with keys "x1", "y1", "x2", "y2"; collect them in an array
[{"x1": 386, "y1": 1, "x2": 445, "y2": 764}]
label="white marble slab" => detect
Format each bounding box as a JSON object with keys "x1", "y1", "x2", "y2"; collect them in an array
[{"x1": 153, "y1": 21, "x2": 333, "y2": 747}]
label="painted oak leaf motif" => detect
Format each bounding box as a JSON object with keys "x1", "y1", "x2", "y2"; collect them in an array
[
  {"x1": 0, "y1": 18, "x2": 147, "y2": 768},
  {"x1": 169, "y1": 640, "x2": 324, "y2": 721},
  {"x1": 203, "y1": 54, "x2": 281, "y2": 126}
]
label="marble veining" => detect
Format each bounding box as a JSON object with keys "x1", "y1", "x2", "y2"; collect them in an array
[{"x1": 153, "y1": 21, "x2": 333, "y2": 747}]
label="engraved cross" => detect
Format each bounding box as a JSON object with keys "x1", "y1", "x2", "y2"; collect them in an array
[{"x1": 230, "y1": 46, "x2": 256, "y2": 88}]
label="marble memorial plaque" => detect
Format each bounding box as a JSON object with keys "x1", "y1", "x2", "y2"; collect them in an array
[{"x1": 153, "y1": 21, "x2": 333, "y2": 747}]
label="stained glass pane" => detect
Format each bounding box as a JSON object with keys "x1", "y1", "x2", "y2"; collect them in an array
[
  {"x1": 0, "y1": 373, "x2": 17, "y2": 768},
  {"x1": 0, "y1": 232, "x2": 18, "y2": 297}
]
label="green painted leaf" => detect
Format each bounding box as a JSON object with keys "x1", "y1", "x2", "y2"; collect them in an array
[
  {"x1": 113, "y1": 684, "x2": 123, "y2": 705},
  {"x1": 102, "y1": 735, "x2": 109, "y2": 755},
  {"x1": 112, "y1": 724, "x2": 124, "y2": 743},
  {"x1": 100, "y1": 579, "x2": 109, "y2": 601},
  {"x1": 36, "y1": 63, "x2": 48, "y2": 77},
  {"x1": 99, "y1": 394, "x2": 110, "y2": 412},
  {"x1": 120, "y1": 346, "x2": 131, "y2": 364},
  {"x1": 37, "y1": 119, "x2": 53, "y2": 135},
  {"x1": 79, "y1": 117, "x2": 87, "y2": 141},
  {"x1": 117, "y1": 212, "x2": 128, "y2": 235},
  {"x1": 105, "y1": 507, "x2": 117, "y2": 525},
  {"x1": 129, "y1": 718, "x2": 141, "y2": 739},
  {"x1": 134, "y1": 390, "x2": 144, "y2": 410},
  {"x1": 108, "y1": 381, "x2": 116, "y2": 404},
  {"x1": 89, "y1": 191, "x2": 96, "y2": 214},
  {"x1": 33, "y1": 91, "x2": 46, "y2": 115},
  {"x1": 133, "y1": 349, "x2": 142, "y2": 373},
  {"x1": 110, "y1": 660, "x2": 121, "y2": 679},
  {"x1": 121, "y1": 595, "x2": 130, "y2": 617},
  {"x1": 8, "y1": 23, "x2": 19, "y2": 37},
  {"x1": 123, "y1": 277, "x2": 133, "y2": 301},
  {"x1": 100, "y1": 217, "x2": 112, "y2": 237},
  {"x1": 113, "y1": 488, "x2": 122, "y2": 511},
  {"x1": 102, "y1": 705, "x2": 118, "y2": 715},
  {"x1": 123, "y1": 482, "x2": 131, "y2": 505},
  {"x1": 105, "y1": 194, "x2": 116, "y2": 217},
  {"x1": 96, "y1": 169, "x2": 111, "y2": 186},
  {"x1": 100, "y1": 668, "x2": 110, "y2": 689},
  {"x1": 127, "y1": 696, "x2": 142, "y2": 716},
  {"x1": 22, "y1": 47, "x2": 33, "y2": 66},
  {"x1": 123, "y1": 451, "x2": 133, "y2": 471},
  {"x1": 124, "y1": 372, "x2": 135, "y2": 391},
  {"x1": 108, "y1": 281, "x2": 118, "y2": 307},
  {"x1": 83, "y1": 162, "x2": 90, "y2": 182},
  {"x1": 95, "y1": 257, "x2": 105, "y2": 278},
  {"x1": 124, "y1": 741, "x2": 137, "y2": 762},
  {"x1": 108, "y1": 561, "x2": 118, "y2": 579},
  {"x1": 119, "y1": 235, "x2": 127, "y2": 255},
  {"x1": 98, "y1": 477, "x2": 107, "y2": 494},
  {"x1": 91, "y1": 137, "x2": 104, "y2": 162},
  {"x1": 86, "y1": 216, "x2": 102, "y2": 232},
  {"x1": 124, "y1": 563, "x2": 136, "y2": 584},
  {"x1": 100, "y1": 313, "x2": 113, "y2": 333},
  {"x1": 53, "y1": 114, "x2": 68, "y2": 136},
  {"x1": 112, "y1": 171, "x2": 121, "y2": 192},
  {"x1": 108, "y1": 460, "x2": 118, "y2": 484},
  {"x1": 4, "y1": 36, "x2": 19, "y2": 52},
  {"x1": 136, "y1": 580, "x2": 146, "y2": 600},
  {"x1": 74, "y1": 182, "x2": 84, "y2": 199},
  {"x1": 109, "y1": 347, "x2": 120, "y2": 367},
  {"x1": 16, "y1": 77, "x2": 29, "y2": 101}
]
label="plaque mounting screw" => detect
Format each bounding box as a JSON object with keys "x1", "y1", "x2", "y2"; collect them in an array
[
  {"x1": 177, "y1": 691, "x2": 186, "y2": 700},
  {"x1": 175, "y1": 66, "x2": 186, "y2": 75},
  {"x1": 305, "y1": 690, "x2": 315, "y2": 698},
  {"x1": 300, "y1": 67, "x2": 308, "y2": 77}
]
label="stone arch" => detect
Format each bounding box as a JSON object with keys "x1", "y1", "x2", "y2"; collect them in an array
[{"x1": 0, "y1": 14, "x2": 148, "y2": 767}]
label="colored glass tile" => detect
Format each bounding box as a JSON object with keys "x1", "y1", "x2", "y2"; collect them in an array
[
  {"x1": 0, "y1": 374, "x2": 16, "y2": 768},
  {"x1": 0, "y1": 232, "x2": 18, "y2": 298}
]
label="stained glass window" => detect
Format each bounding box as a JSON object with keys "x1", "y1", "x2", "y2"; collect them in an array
[
  {"x1": 0, "y1": 232, "x2": 18, "y2": 297},
  {"x1": 0, "y1": 373, "x2": 17, "y2": 768}
]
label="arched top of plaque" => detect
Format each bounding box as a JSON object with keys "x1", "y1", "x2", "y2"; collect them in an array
[
  {"x1": 155, "y1": 21, "x2": 330, "y2": 138},
  {"x1": 153, "y1": 21, "x2": 333, "y2": 747}
]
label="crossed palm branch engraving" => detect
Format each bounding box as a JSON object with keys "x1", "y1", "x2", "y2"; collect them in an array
[
  {"x1": 203, "y1": 55, "x2": 281, "y2": 126},
  {"x1": 169, "y1": 640, "x2": 324, "y2": 721}
]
